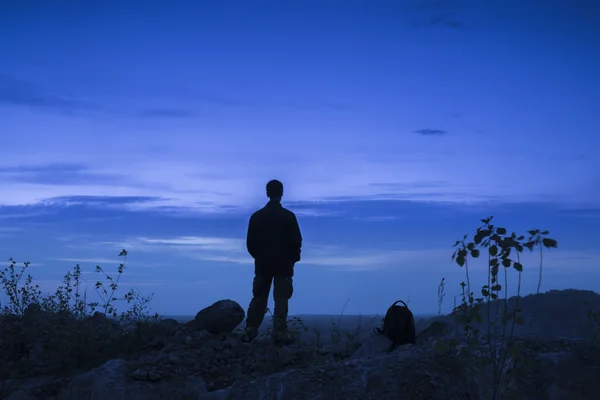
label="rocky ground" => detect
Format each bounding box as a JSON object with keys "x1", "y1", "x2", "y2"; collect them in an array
[{"x1": 1, "y1": 299, "x2": 599, "y2": 400}]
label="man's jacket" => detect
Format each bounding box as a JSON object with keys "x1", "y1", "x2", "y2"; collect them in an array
[{"x1": 246, "y1": 201, "x2": 302, "y2": 276}]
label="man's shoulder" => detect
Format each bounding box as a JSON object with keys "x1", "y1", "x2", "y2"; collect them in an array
[
  {"x1": 250, "y1": 203, "x2": 296, "y2": 220},
  {"x1": 281, "y1": 206, "x2": 297, "y2": 219},
  {"x1": 250, "y1": 208, "x2": 265, "y2": 219}
]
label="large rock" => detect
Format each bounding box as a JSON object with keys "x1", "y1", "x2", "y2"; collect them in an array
[
  {"x1": 509, "y1": 338, "x2": 600, "y2": 400},
  {"x1": 36, "y1": 333, "x2": 600, "y2": 400},
  {"x1": 201, "y1": 338, "x2": 600, "y2": 400},
  {"x1": 351, "y1": 332, "x2": 395, "y2": 358},
  {"x1": 200, "y1": 345, "x2": 473, "y2": 400},
  {"x1": 186, "y1": 300, "x2": 245, "y2": 334},
  {"x1": 56, "y1": 359, "x2": 208, "y2": 400}
]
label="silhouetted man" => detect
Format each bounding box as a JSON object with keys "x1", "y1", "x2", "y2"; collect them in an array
[{"x1": 241, "y1": 179, "x2": 302, "y2": 345}]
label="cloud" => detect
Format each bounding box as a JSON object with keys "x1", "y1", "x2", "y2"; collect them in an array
[
  {"x1": 301, "y1": 251, "x2": 426, "y2": 271},
  {"x1": 413, "y1": 129, "x2": 448, "y2": 136},
  {"x1": 92, "y1": 235, "x2": 251, "y2": 265},
  {"x1": 292, "y1": 208, "x2": 345, "y2": 217},
  {"x1": 352, "y1": 216, "x2": 399, "y2": 222},
  {"x1": 180, "y1": 90, "x2": 354, "y2": 112},
  {"x1": 0, "y1": 209, "x2": 53, "y2": 219},
  {"x1": 556, "y1": 208, "x2": 600, "y2": 219},
  {"x1": 0, "y1": 75, "x2": 199, "y2": 120},
  {"x1": 39, "y1": 195, "x2": 167, "y2": 208},
  {"x1": 0, "y1": 227, "x2": 22, "y2": 233},
  {"x1": 107, "y1": 235, "x2": 450, "y2": 271},
  {"x1": 135, "y1": 236, "x2": 245, "y2": 253},
  {"x1": 406, "y1": 0, "x2": 465, "y2": 31},
  {"x1": 464, "y1": 249, "x2": 600, "y2": 272},
  {"x1": 55, "y1": 257, "x2": 128, "y2": 265},
  {"x1": 0, "y1": 72, "x2": 354, "y2": 120},
  {"x1": 2, "y1": 112, "x2": 599, "y2": 212},
  {"x1": 428, "y1": 15, "x2": 463, "y2": 30},
  {"x1": 0, "y1": 163, "x2": 130, "y2": 186},
  {"x1": 137, "y1": 108, "x2": 198, "y2": 119},
  {"x1": 0, "y1": 74, "x2": 90, "y2": 113}
]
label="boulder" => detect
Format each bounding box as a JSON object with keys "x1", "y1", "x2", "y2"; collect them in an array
[
  {"x1": 351, "y1": 332, "x2": 394, "y2": 358},
  {"x1": 13, "y1": 331, "x2": 600, "y2": 400},
  {"x1": 509, "y1": 338, "x2": 600, "y2": 400},
  {"x1": 211, "y1": 345, "x2": 472, "y2": 400},
  {"x1": 186, "y1": 300, "x2": 245, "y2": 334},
  {"x1": 56, "y1": 359, "x2": 208, "y2": 400}
]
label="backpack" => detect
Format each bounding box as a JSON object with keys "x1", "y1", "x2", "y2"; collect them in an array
[{"x1": 373, "y1": 300, "x2": 416, "y2": 350}]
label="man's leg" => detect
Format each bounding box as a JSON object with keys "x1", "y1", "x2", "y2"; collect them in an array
[
  {"x1": 242, "y1": 274, "x2": 273, "y2": 342},
  {"x1": 272, "y1": 274, "x2": 294, "y2": 344}
]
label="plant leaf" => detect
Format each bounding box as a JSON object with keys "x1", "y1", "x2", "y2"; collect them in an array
[
  {"x1": 489, "y1": 245, "x2": 498, "y2": 256},
  {"x1": 513, "y1": 262, "x2": 523, "y2": 272},
  {"x1": 542, "y1": 238, "x2": 558, "y2": 249}
]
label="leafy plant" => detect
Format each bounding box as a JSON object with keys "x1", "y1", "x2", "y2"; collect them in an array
[
  {"x1": 448, "y1": 216, "x2": 558, "y2": 400},
  {"x1": 120, "y1": 288, "x2": 160, "y2": 325},
  {"x1": 0, "y1": 259, "x2": 42, "y2": 316},
  {"x1": 87, "y1": 249, "x2": 128, "y2": 318}
]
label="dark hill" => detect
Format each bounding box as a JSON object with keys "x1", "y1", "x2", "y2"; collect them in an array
[{"x1": 419, "y1": 289, "x2": 600, "y2": 340}]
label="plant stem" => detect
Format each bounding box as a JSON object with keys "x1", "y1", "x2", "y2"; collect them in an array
[{"x1": 537, "y1": 237, "x2": 543, "y2": 294}]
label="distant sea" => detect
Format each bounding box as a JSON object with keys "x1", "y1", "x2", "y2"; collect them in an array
[
  {"x1": 164, "y1": 313, "x2": 437, "y2": 324},
  {"x1": 164, "y1": 314, "x2": 386, "y2": 324},
  {"x1": 162, "y1": 313, "x2": 438, "y2": 343}
]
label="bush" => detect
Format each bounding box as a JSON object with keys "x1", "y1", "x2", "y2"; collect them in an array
[{"x1": 0, "y1": 249, "x2": 158, "y2": 378}]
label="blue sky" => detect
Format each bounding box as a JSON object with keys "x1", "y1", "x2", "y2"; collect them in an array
[{"x1": 1, "y1": 0, "x2": 599, "y2": 316}]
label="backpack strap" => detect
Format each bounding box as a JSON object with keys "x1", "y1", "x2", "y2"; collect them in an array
[{"x1": 391, "y1": 300, "x2": 408, "y2": 308}]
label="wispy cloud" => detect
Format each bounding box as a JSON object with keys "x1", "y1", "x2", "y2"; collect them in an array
[
  {"x1": 406, "y1": 0, "x2": 465, "y2": 31},
  {"x1": 352, "y1": 215, "x2": 399, "y2": 222},
  {"x1": 428, "y1": 15, "x2": 463, "y2": 30},
  {"x1": 0, "y1": 72, "x2": 352, "y2": 120},
  {"x1": 0, "y1": 74, "x2": 91, "y2": 113},
  {"x1": 0, "y1": 209, "x2": 53, "y2": 219},
  {"x1": 413, "y1": 129, "x2": 448, "y2": 136},
  {"x1": 107, "y1": 235, "x2": 451, "y2": 271},
  {"x1": 301, "y1": 248, "x2": 447, "y2": 271},
  {"x1": 55, "y1": 257, "x2": 128, "y2": 265},
  {"x1": 465, "y1": 249, "x2": 600, "y2": 272},
  {"x1": 0, "y1": 163, "x2": 129, "y2": 186},
  {"x1": 135, "y1": 236, "x2": 245, "y2": 252},
  {"x1": 293, "y1": 208, "x2": 345, "y2": 217},
  {"x1": 180, "y1": 90, "x2": 355, "y2": 112},
  {"x1": 1, "y1": 152, "x2": 597, "y2": 212},
  {"x1": 137, "y1": 108, "x2": 198, "y2": 119},
  {"x1": 0, "y1": 227, "x2": 22, "y2": 233}
]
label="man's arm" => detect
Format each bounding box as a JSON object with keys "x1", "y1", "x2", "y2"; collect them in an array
[
  {"x1": 290, "y1": 213, "x2": 302, "y2": 262},
  {"x1": 246, "y1": 214, "x2": 257, "y2": 259}
]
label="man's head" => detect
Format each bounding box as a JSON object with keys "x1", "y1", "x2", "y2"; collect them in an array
[{"x1": 266, "y1": 179, "x2": 284, "y2": 201}]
